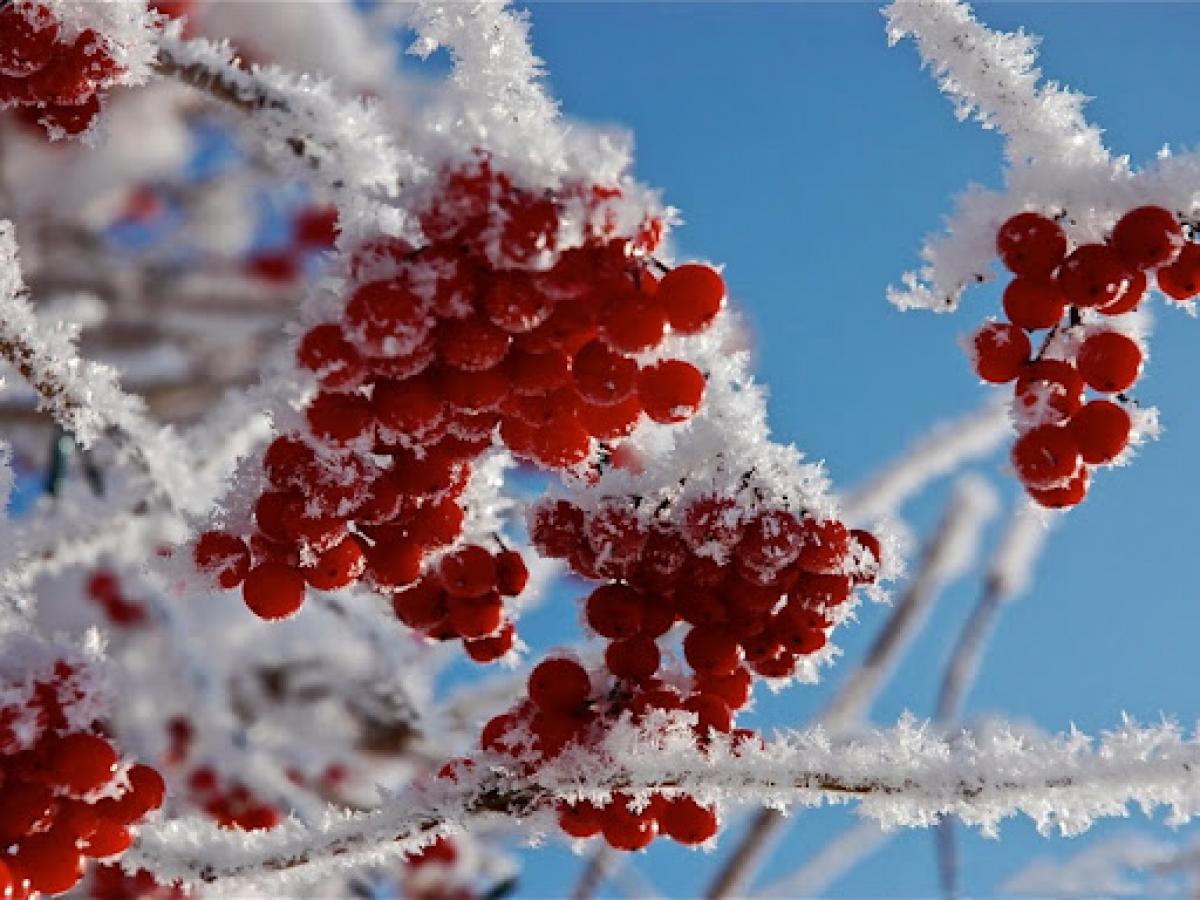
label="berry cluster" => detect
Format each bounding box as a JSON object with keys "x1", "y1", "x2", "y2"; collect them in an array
[
  {"x1": 85, "y1": 570, "x2": 147, "y2": 628},
  {"x1": 184, "y1": 766, "x2": 280, "y2": 832},
  {"x1": 459, "y1": 497, "x2": 880, "y2": 851},
  {"x1": 0, "y1": 2, "x2": 123, "y2": 139},
  {"x1": 0, "y1": 662, "x2": 165, "y2": 898},
  {"x1": 967, "y1": 206, "x2": 1198, "y2": 507},
  {"x1": 195, "y1": 159, "x2": 716, "y2": 649},
  {"x1": 390, "y1": 543, "x2": 528, "y2": 662}
]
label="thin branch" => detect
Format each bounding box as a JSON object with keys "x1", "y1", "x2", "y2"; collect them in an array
[{"x1": 570, "y1": 846, "x2": 614, "y2": 900}]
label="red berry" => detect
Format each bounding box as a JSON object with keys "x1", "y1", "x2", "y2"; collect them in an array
[
  {"x1": 407, "y1": 499, "x2": 464, "y2": 549},
  {"x1": 795, "y1": 517, "x2": 850, "y2": 574},
  {"x1": 601, "y1": 290, "x2": 667, "y2": 353},
  {"x1": 586, "y1": 584, "x2": 646, "y2": 639},
  {"x1": 447, "y1": 591, "x2": 504, "y2": 638},
  {"x1": 1069, "y1": 400, "x2": 1131, "y2": 465},
  {"x1": 465, "y1": 622, "x2": 516, "y2": 662},
  {"x1": 658, "y1": 264, "x2": 725, "y2": 334},
  {"x1": 366, "y1": 541, "x2": 424, "y2": 591},
  {"x1": 578, "y1": 394, "x2": 643, "y2": 440},
  {"x1": 194, "y1": 531, "x2": 251, "y2": 589},
  {"x1": 438, "y1": 545, "x2": 497, "y2": 598},
  {"x1": 529, "y1": 658, "x2": 590, "y2": 712},
  {"x1": 1011, "y1": 425, "x2": 1081, "y2": 488},
  {"x1": 659, "y1": 797, "x2": 719, "y2": 845},
  {"x1": 1027, "y1": 468, "x2": 1089, "y2": 508},
  {"x1": 1157, "y1": 243, "x2": 1200, "y2": 302},
  {"x1": 262, "y1": 435, "x2": 318, "y2": 490},
  {"x1": 680, "y1": 495, "x2": 742, "y2": 555},
  {"x1": 391, "y1": 579, "x2": 447, "y2": 628},
  {"x1": 242, "y1": 563, "x2": 306, "y2": 620},
  {"x1": 1111, "y1": 205, "x2": 1182, "y2": 269},
  {"x1": 1003, "y1": 277, "x2": 1066, "y2": 330},
  {"x1": 1057, "y1": 244, "x2": 1134, "y2": 309},
  {"x1": 297, "y1": 324, "x2": 364, "y2": 388},
  {"x1": 683, "y1": 693, "x2": 733, "y2": 735},
  {"x1": 506, "y1": 347, "x2": 571, "y2": 396},
  {"x1": 437, "y1": 316, "x2": 511, "y2": 372},
  {"x1": 849, "y1": 529, "x2": 882, "y2": 584},
  {"x1": 1077, "y1": 331, "x2": 1142, "y2": 393},
  {"x1": 115, "y1": 764, "x2": 166, "y2": 820},
  {"x1": 14, "y1": 830, "x2": 83, "y2": 894},
  {"x1": 602, "y1": 795, "x2": 658, "y2": 851},
  {"x1": 1014, "y1": 359, "x2": 1085, "y2": 425},
  {"x1": 47, "y1": 733, "x2": 117, "y2": 795},
  {"x1": 683, "y1": 626, "x2": 742, "y2": 676},
  {"x1": 737, "y1": 510, "x2": 804, "y2": 581},
  {"x1": 306, "y1": 391, "x2": 374, "y2": 445},
  {"x1": 695, "y1": 666, "x2": 752, "y2": 711},
  {"x1": 482, "y1": 272, "x2": 554, "y2": 333},
  {"x1": 530, "y1": 420, "x2": 592, "y2": 470},
  {"x1": 969, "y1": 322, "x2": 1030, "y2": 384},
  {"x1": 1098, "y1": 267, "x2": 1146, "y2": 316},
  {"x1": 997, "y1": 213, "x2": 1068, "y2": 278},
  {"x1": 436, "y1": 365, "x2": 509, "y2": 413},
  {"x1": 304, "y1": 538, "x2": 366, "y2": 590},
  {"x1": 495, "y1": 550, "x2": 529, "y2": 596},
  {"x1": 374, "y1": 375, "x2": 446, "y2": 441},
  {"x1": 344, "y1": 279, "x2": 430, "y2": 356},
  {"x1": 573, "y1": 341, "x2": 638, "y2": 406},
  {"x1": 0, "y1": 3, "x2": 58, "y2": 78},
  {"x1": 637, "y1": 359, "x2": 705, "y2": 424},
  {"x1": 605, "y1": 636, "x2": 661, "y2": 683},
  {"x1": 0, "y1": 781, "x2": 53, "y2": 842},
  {"x1": 558, "y1": 800, "x2": 604, "y2": 839}
]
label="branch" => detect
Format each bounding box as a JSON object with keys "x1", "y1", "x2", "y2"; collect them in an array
[{"x1": 127, "y1": 715, "x2": 1200, "y2": 893}]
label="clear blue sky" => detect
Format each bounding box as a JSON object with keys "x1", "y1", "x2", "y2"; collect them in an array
[{"x1": 489, "y1": 4, "x2": 1200, "y2": 896}]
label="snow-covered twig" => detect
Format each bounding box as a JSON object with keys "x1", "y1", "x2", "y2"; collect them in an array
[{"x1": 129, "y1": 714, "x2": 1200, "y2": 893}]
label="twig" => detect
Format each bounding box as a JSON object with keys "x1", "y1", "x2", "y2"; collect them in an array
[{"x1": 570, "y1": 846, "x2": 614, "y2": 900}]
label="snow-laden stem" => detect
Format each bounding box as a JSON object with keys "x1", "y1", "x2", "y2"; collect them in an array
[
  {"x1": 706, "y1": 478, "x2": 998, "y2": 899},
  {"x1": 129, "y1": 715, "x2": 1200, "y2": 893}
]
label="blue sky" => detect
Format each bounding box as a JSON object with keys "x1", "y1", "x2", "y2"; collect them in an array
[{"x1": 491, "y1": 3, "x2": 1200, "y2": 896}]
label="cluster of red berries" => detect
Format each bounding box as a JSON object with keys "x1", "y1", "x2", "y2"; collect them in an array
[
  {"x1": 453, "y1": 498, "x2": 879, "y2": 851},
  {"x1": 389, "y1": 543, "x2": 528, "y2": 662},
  {"x1": 0, "y1": 2, "x2": 123, "y2": 138},
  {"x1": 0, "y1": 662, "x2": 166, "y2": 898},
  {"x1": 967, "y1": 206, "x2": 1198, "y2": 507},
  {"x1": 245, "y1": 205, "x2": 341, "y2": 284},
  {"x1": 183, "y1": 766, "x2": 280, "y2": 832},
  {"x1": 531, "y1": 495, "x2": 880, "y2": 685},
  {"x1": 85, "y1": 570, "x2": 147, "y2": 628}
]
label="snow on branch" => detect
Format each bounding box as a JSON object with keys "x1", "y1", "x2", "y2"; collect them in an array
[
  {"x1": 154, "y1": 32, "x2": 419, "y2": 240},
  {"x1": 129, "y1": 714, "x2": 1200, "y2": 893},
  {"x1": 0, "y1": 222, "x2": 194, "y2": 509}
]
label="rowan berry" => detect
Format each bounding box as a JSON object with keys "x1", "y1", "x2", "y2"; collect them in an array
[
  {"x1": 997, "y1": 212, "x2": 1068, "y2": 278},
  {"x1": 968, "y1": 322, "x2": 1030, "y2": 383},
  {"x1": 683, "y1": 626, "x2": 742, "y2": 677},
  {"x1": 795, "y1": 516, "x2": 850, "y2": 574},
  {"x1": 465, "y1": 622, "x2": 516, "y2": 663},
  {"x1": 605, "y1": 636, "x2": 661, "y2": 683},
  {"x1": 528, "y1": 658, "x2": 590, "y2": 712},
  {"x1": 659, "y1": 797, "x2": 719, "y2": 845},
  {"x1": 1011, "y1": 425, "x2": 1081, "y2": 488},
  {"x1": 194, "y1": 531, "x2": 251, "y2": 589},
  {"x1": 304, "y1": 538, "x2": 366, "y2": 590},
  {"x1": 1111, "y1": 205, "x2": 1182, "y2": 269},
  {"x1": 297, "y1": 324, "x2": 364, "y2": 388},
  {"x1": 1157, "y1": 243, "x2": 1200, "y2": 301},
  {"x1": 602, "y1": 795, "x2": 658, "y2": 851},
  {"x1": 1077, "y1": 331, "x2": 1142, "y2": 393},
  {"x1": 1057, "y1": 244, "x2": 1133, "y2": 309},
  {"x1": 637, "y1": 360, "x2": 705, "y2": 424},
  {"x1": 242, "y1": 563, "x2": 306, "y2": 620},
  {"x1": 1003, "y1": 278, "x2": 1066, "y2": 330},
  {"x1": 586, "y1": 584, "x2": 646, "y2": 639},
  {"x1": 658, "y1": 264, "x2": 725, "y2": 333},
  {"x1": 573, "y1": 341, "x2": 638, "y2": 406},
  {"x1": 1014, "y1": 359, "x2": 1085, "y2": 425}
]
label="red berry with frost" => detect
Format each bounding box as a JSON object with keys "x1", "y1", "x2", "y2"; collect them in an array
[
  {"x1": 1011, "y1": 424, "x2": 1081, "y2": 488},
  {"x1": 483, "y1": 272, "x2": 554, "y2": 333},
  {"x1": 637, "y1": 359, "x2": 705, "y2": 424},
  {"x1": 558, "y1": 800, "x2": 605, "y2": 839},
  {"x1": 47, "y1": 733, "x2": 117, "y2": 795},
  {"x1": 586, "y1": 584, "x2": 646, "y2": 639},
  {"x1": 1099, "y1": 267, "x2": 1146, "y2": 316},
  {"x1": 297, "y1": 324, "x2": 364, "y2": 388},
  {"x1": 304, "y1": 538, "x2": 366, "y2": 590},
  {"x1": 529, "y1": 658, "x2": 590, "y2": 712},
  {"x1": 997, "y1": 213, "x2": 1068, "y2": 278},
  {"x1": 683, "y1": 692, "x2": 733, "y2": 735},
  {"x1": 795, "y1": 516, "x2": 850, "y2": 574},
  {"x1": 1157, "y1": 244, "x2": 1200, "y2": 302},
  {"x1": 465, "y1": 622, "x2": 516, "y2": 663},
  {"x1": 681, "y1": 495, "x2": 742, "y2": 554},
  {"x1": 605, "y1": 636, "x2": 661, "y2": 683},
  {"x1": 1014, "y1": 359, "x2": 1085, "y2": 425},
  {"x1": 438, "y1": 545, "x2": 497, "y2": 598},
  {"x1": 437, "y1": 316, "x2": 511, "y2": 371},
  {"x1": 1027, "y1": 468, "x2": 1089, "y2": 508},
  {"x1": 683, "y1": 626, "x2": 742, "y2": 676},
  {"x1": 969, "y1": 322, "x2": 1030, "y2": 384},
  {"x1": 194, "y1": 531, "x2": 251, "y2": 589},
  {"x1": 495, "y1": 550, "x2": 529, "y2": 596},
  {"x1": 0, "y1": 3, "x2": 58, "y2": 77},
  {"x1": 1003, "y1": 278, "x2": 1066, "y2": 330},
  {"x1": 306, "y1": 391, "x2": 374, "y2": 445},
  {"x1": 447, "y1": 591, "x2": 504, "y2": 638},
  {"x1": 1069, "y1": 400, "x2": 1131, "y2": 465},
  {"x1": 1111, "y1": 206, "x2": 1182, "y2": 269},
  {"x1": 391, "y1": 580, "x2": 447, "y2": 628},
  {"x1": 366, "y1": 541, "x2": 424, "y2": 591},
  {"x1": 601, "y1": 290, "x2": 667, "y2": 353},
  {"x1": 344, "y1": 279, "x2": 430, "y2": 356},
  {"x1": 573, "y1": 340, "x2": 638, "y2": 406},
  {"x1": 659, "y1": 797, "x2": 719, "y2": 845},
  {"x1": 1057, "y1": 244, "x2": 1134, "y2": 309},
  {"x1": 658, "y1": 263, "x2": 725, "y2": 334},
  {"x1": 243, "y1": 563, "x2": 306, "y2": 620},
  {"x1": 1077, "y1": 331, "x2": 1142, "y2": 393},
  {"x1": 13, "y1": 830, "x2": 83, "y2": 895},
  {"x1": 602, "y1": 795, "x2": 658, "y2": 851}
]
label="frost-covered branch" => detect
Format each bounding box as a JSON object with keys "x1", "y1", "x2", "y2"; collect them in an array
[{"x1": 130, "y1": 715, "x2": 1200, "y2": 893}]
